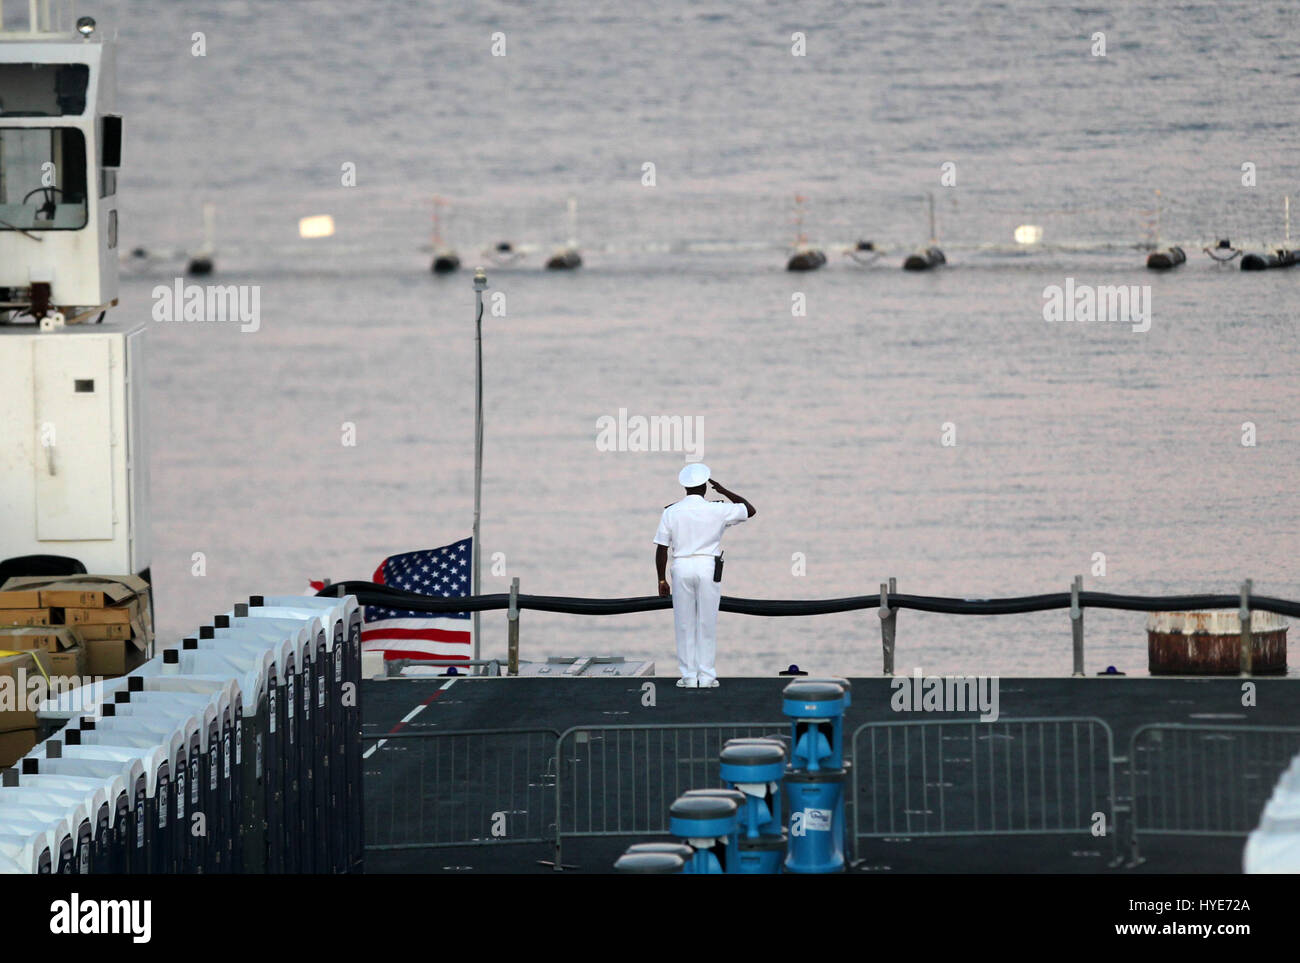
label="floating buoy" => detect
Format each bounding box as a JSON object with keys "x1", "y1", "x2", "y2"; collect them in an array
[
  {"x1": 903, "y1": 193, "x2": 946, "y2": 270},
  {"x1": 1204, "y1": 238, "x2": 1240, "y2": 263},
  {"x1": 1241, "y1": 249, "x2": 1299, "y2": 271},
  {"x1": 186, "y1": 201, "x2": 217, "y2": 275},
  {"x1": 1242, "y1": 196, "x2": 1297, "y2": 270},
  {"x1": 844, "y1": 239, "x2": 882, "y2": 266},
  {"x1": 485, "y1": 241, "x2": 526, "y2": 266},
  {"x1": 786, "y1": 247, "x2": 827, "y2": 271},
  {"x1": 546, "y1": 197, "x2": 583, "y2": 269},
  {"x1": 545, "y1": 247, "x2": 582, "y2": 270},
  {"x1": 431, "y1": 250, "x2": 461, "y2": 273},
  {"x1": 1146, "y1": 246, "x2": 1186, "y2": 270},
  {"x1": 902, "y1": 246, "x2": 946, "y2": 271},
  {"x1": 429, "y1": 196, "x2": 460, "y2": 273}
]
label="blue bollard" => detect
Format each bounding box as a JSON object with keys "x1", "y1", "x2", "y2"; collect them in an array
[
  {"x1": 783, "y1": 681, "x2": 847, "y2": 873},
  {"x1": 783, "y1": 681, "x2": 847, "y2": 771},
  {"x1": 669, "y1": 795, "x2": 739, "y2": 874},
  {"x1": 719, "y1": 741, "x2": 786, "y2": 838},
  {"x1": 784, "y1": 770, "x2": 845, "y2": 873}
]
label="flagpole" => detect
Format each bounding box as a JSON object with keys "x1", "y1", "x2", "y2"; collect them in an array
[{"x1": 472, "y1": 268, "x2": 487, "y2": 665}]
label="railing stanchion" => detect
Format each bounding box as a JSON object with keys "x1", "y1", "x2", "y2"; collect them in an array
[
  {"x1": 507, "y1": 577, "x2": 520, "y2": 676},
  {"x1": 1070, "y1": 574, "x2": 1084, "y2": 677},
  {"x1": 1239, "y1": 579, "x2": 1253, "y2": 676},
  {"x1": 879, "y1": 577, "x2": 897, "y2": 676}
]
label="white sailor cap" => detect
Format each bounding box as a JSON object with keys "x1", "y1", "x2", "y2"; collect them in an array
[{"x1": 679, "y1": 463, "x2": 710, "y2": 488}]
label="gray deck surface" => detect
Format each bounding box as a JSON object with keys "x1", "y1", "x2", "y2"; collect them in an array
[{"x1": 360, "y1": 676, "x2": 1298, "y2": 873}]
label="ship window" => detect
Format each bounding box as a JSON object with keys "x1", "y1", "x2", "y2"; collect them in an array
[
  {"x1": 0, "y1": 127, "x2": 89, "y2": 231},
  {"x1": 0, "y1": 64, "x2": 89, "y2": 116}
]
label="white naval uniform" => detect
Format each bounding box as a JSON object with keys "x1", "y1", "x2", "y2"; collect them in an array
[{"x1": 654, "y1": 494, "x2": 750, "y2": 684}]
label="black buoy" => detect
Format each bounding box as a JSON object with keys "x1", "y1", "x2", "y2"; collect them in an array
[
  {"x1": 496, "y1": 241, "x2": 513, "y2": 253},
  {"x1": 188, "y1": 202, "x2": 217, "y2": 276},
  {"x1": 1146, "y1": 246, "x2": 1186, "y2": 270},
  {"x1": 431, "y1": 250, "x2": 461, "y2": 274},
  {"x1": 854, "y1": 239, "x2": 875, "y2": 251},
  {"x1": 786, "y1": 247, "x2": 827, "y2": 271},
  {"x1": 902, "y1": 246, "x2": 945, "y2": 271},
  {"x1": 1241, "y1": 249, "x2": 1297, "y2": 271},
  {"x1": 545, "y1": 247, "x2": 582, "y2": 270}
]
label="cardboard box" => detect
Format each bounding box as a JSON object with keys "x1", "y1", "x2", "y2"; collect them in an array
[
  {"x1": 70, "y1": 622, "x2": 130, "y2": 641},
  {"x1": 0, "y1": 576, "x2": 151, "y2": 652},
  {"x1": 32, "y1": 646, "x2": 85, "y2": 680},
  {"x1": 85, "y1": 639, "x2": 145, "y2": 677},
  {"x1": 1, "y1": 646, "x2": 85, "y2": 730},
  {"x1": 0, "y1": 608, "x2": 54, "y2": 626},
  {"x1": 63, "y1": 607, "x2": 130, "y2": 626},
  {"x1": 0, "y1": 651, "x2": 39, "y2": 732},
  {"x1": 1, "y1": 574, "x2": 149, "y2": 611},
  {"x1": 0, "y1": 588, "x2": 42, "y2": 609},
  {"x1": 0, "y1": 728, "x2": 37, "y2": 767},
  {"x1": 0, "y1": 625, "x2": 81, "y2": 655}
]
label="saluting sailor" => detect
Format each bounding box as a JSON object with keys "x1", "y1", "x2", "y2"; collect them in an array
[{"x1": 654, "y1": 464, "x2": 756, "y2": 688}]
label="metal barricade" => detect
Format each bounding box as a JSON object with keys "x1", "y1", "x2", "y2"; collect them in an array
[
  {"x1": 553, "y1": 722, "x2": 786, "y2": 865},
  {"x1": 852, "y1": 717, "x2": 1117, "y2": 854},
  {"x1": 362, "y1": 728, "x2": 558, "y2": 851},
  {"x1": 1127, "y1": 724, "x2": 1300, "y2": 861}
]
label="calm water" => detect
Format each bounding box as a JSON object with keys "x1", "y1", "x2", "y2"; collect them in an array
[{"x1": 89, "y1": 0, "x2": 1300, "y2": 675}]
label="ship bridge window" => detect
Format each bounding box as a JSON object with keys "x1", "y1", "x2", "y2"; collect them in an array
[
  {"x1": 0, "y1": 128, "x2": 88, "y2": 230},
  {"x1": 0, "y1": 64, "x2": 89, "y2": 116}
]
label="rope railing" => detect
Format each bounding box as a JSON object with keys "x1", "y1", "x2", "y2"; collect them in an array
[
  {"x1": 321, "y1": 577, "x2": 1292, "y2": 677},
  {"x1": 319, "y1": 579, "x2": 1300, "y2": 619}
]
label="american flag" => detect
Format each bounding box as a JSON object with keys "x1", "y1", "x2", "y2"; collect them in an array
[{"x1": 360, "y1": 538, "x2": 473, "y2": 661}]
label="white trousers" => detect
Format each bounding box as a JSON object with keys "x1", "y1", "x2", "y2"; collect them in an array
[{"x1": 671, "y1": 556, "x2": 721, "y2": 683}]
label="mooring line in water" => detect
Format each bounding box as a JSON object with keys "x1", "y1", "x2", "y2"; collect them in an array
[{"x1": 363, "y1": 678, "x2": 459, "y2": 758}]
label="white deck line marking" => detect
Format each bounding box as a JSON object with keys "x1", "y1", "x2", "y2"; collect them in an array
[{"x1": 363, "y1": 677, "x2": 460, "y2": 758}]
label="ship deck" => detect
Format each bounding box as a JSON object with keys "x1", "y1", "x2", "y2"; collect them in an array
[{"x1": 360, "y1": 676, "x2": 1295, "y2": 873}]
